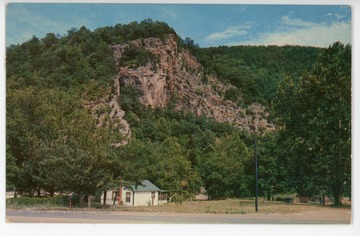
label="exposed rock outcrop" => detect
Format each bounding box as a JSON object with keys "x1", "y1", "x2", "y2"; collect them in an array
[
  {"x1": 112, "y1": 34, "x2": 274, "y2": 132},
  {"x1": 84, "y1": 77, "x2": 131, "y2": 147}
]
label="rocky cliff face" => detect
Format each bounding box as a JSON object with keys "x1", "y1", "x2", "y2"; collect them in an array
[
  {"x1": 112, "y1": 34, "x2": 274, "y2": 133},
  {"x1": 84, "y1": 77, "x2": 131, "y2": 147},
  {"x1": 86, "y1": 34, "x2": 273, "y2": 145}
]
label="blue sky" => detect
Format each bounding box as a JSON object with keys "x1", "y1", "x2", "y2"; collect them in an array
[{"x1": 5, "y1": 3, "x2": 352, "y2": 48}]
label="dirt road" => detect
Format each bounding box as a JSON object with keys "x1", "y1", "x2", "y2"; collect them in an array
[{"x1": 6, "y1": 208, "x2": 351, "y2": 224}]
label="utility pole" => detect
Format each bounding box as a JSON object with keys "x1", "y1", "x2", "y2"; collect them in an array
[
  {"x1": 254, "y1": 137, "x2": 259, "y2": 212},
  {"x1": 250, "y1": 125, "x2": 259, "y2": 212},
  {"x1": 118, "y1": 177, "x2": 123, "y2": 206}
]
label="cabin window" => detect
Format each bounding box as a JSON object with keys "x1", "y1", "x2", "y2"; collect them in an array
[
  {"x1": 159, "y1": 192, "x2": 167, "y2": 201},
  {"x1": 126, "y1": 192, "x2": 131, "y2": 202}
]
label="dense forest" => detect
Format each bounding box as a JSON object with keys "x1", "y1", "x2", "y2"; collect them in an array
[
  {"x1": 6, "y1": 20, "x2": 351, "y2": 206},
  {"x1": 197, "y1": 45, "x2": 321, "y2": 106}
]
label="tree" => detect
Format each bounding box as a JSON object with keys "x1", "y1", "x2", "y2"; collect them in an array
[
  {"x1": 35, "y1": 95, "x2": 126, "y2": 203},
  {"x1": 274, "y1": 42, "x2": 351, "y2": 205},
  {"x1": 197, "y1": 44, "x2": 321, "y2": 106},
  {"x1": 42, "y1": 33, "x2": 59, "y2": 49},
  {"x1": 6, "y1": 145, "x2": 19, "y2": 191},
  {"x1": 6, "y1": 85, "x2": 43, "y2": 195},
  {"x1": 6, "y1": 85, "x2": 123, "y2": 202},
  {"x1": 198, "y1": 133, "x2": 251, "y2": 199},
  {"x1": 257, "y1": 133, "x2": 279, "y2": 200},
  {"x1": 156, "y1": 137, "x2": 202, "y2": 201}
]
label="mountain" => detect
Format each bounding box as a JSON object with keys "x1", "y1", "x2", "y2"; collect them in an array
[
  {"x1": 6, "y1": 20, "x2": 327, "y2": 200},
  {"x1": 6, "y1": 21, "x2": 321, "y2": 145}
]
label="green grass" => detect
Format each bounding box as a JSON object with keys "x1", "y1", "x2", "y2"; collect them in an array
[{"x1": 110, "y1": 199, "x2": 345, "y2": 214}]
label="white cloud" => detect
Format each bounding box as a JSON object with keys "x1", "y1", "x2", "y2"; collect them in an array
[
  {"x1": 234, "y1": 16, "x2": 351, "y2": 47},
  {"x1": 162, "y1": 10, "x2": 178, "y2": 19},
  {"x1": 205, "y1": 23, "x2": 252, "y2": 41},
  {"x1": 281, "y1": 15, "x2": 318, "y2": 28},
  {"x1": 326, "y1": 12, "x2": 346, "y2": 20},
  {"x1": 335, "y1": 13, "x2": 346, "y2": 20}
]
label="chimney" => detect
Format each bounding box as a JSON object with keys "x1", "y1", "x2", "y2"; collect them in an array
[{"x1": 118, "y1": 177, "x2": 123, "y2": 205}]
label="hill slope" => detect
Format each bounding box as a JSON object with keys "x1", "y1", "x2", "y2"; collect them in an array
[{"x1": 197, "y1": 45, "x2": 322, "y2": 106}]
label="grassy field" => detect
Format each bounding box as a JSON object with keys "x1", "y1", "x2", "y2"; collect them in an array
[
  {"x1": 7, "y1": 198, "x2": 351, "y2": 224},
  {"x1": 7, "y1": 197, "x2": 351, "y2": 215},
  {"x1": 113, "y1": 199, "x2": 351, "y2": 214}
]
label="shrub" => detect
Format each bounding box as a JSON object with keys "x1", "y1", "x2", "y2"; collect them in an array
[
  {"x1": 6, "y1": 195, "x2": 80, "y2": 208},
  {"x1": 8, "y1": 196, "x2": 59, "y2": 207},
  {"x1": 120, "y1": 44, "x2": 158, "y2": 68}
]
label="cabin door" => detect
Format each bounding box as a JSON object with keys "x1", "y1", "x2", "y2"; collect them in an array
[{"x1": 151, "y1": 191, "x2": 155, "y2": 206}]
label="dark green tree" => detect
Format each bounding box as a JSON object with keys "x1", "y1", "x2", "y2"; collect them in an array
[
  {"x1": 6, "y1": 85, "x2": 123, "y2": 202},
  {"x1": 198, "y1": 133, "x2": 251, "y2": 199},
  {"x1": 274, "y1": 42, "x2": 351, "y2": 205}
]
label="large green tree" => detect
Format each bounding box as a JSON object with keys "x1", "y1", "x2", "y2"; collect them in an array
[
  {"x1": 6, "y1": 84, "x2": 123, "y2": 201},
  {"x1": 274, "y1": 42, "x2": 351, "y2": 205},
  {"x1": 198, "y1": 133, "x2": 251, "y2": 199}
]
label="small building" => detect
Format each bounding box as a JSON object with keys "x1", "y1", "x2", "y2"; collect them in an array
[
  {"x1": 101, "y1": 180, "x2": 167, "y2": 207},
  {"x1": 194, "y1": 187, "x2": 208, "y2": 201}
]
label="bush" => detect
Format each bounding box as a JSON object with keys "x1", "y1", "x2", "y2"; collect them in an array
[
  {"x1": 8, "y1": 196, "x2": 58, "y2": 207},
  {"x1": 7, "y1": 195, "x2": 78, "y2": 208},
  {"x1": 119, "y1": 44, "x2": 158, "y2": 68}
]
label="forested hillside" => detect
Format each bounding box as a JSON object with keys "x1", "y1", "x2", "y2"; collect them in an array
[
  {"x1": 197, "y1": 45, "x2": 322, "y2": 106},
  {"x1": 6, "y1": 20, "x2": 351, "y2": 205}
]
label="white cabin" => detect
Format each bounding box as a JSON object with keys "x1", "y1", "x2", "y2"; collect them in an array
[{"x1": 101, "y1": 180, "x2": 167, "y2": 207}]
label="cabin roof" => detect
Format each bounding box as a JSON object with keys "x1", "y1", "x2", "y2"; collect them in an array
[{"x1": 128, "y1": 180, "x2": 161, "y2": 192}]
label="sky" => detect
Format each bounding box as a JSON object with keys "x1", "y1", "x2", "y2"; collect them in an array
[{"x1": 5, "y1": 2, "x2": 352, "y2": 48}]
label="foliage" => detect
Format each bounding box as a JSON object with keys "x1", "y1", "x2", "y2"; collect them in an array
[
  {"x1": 256, "y1": 132, "x2": 294, "y2": 199},
  {"x1": 6, "y1": 20, "x2": 176, "y2": 93},
  {"x1": 273, "y1": 42, "x2": 351, "y2": 205},
  {"x1": 6, "y1": 85, "x2": 123, "y2": 200},
  {"x1": 198, "y1": 133, "x2": 251, "y2": 199},
  {"x1": 7, "y1": 195, "x2": 66, "y2": 207},
  {"x1": 117, "y1": 91, "x2": 252, "y2": 199},
  {"x1": 119, "y1": 43, "x2": 158, "y2": 68},
  {"x1": 178, "y1": 37, "x2": 200, "y2": 56},
  {"x1": 196, "y1": 45, "x2": 322, "y2": 106},
  {"x1": 6, "y1": 145, "x2": 18, "y2": 190}
]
